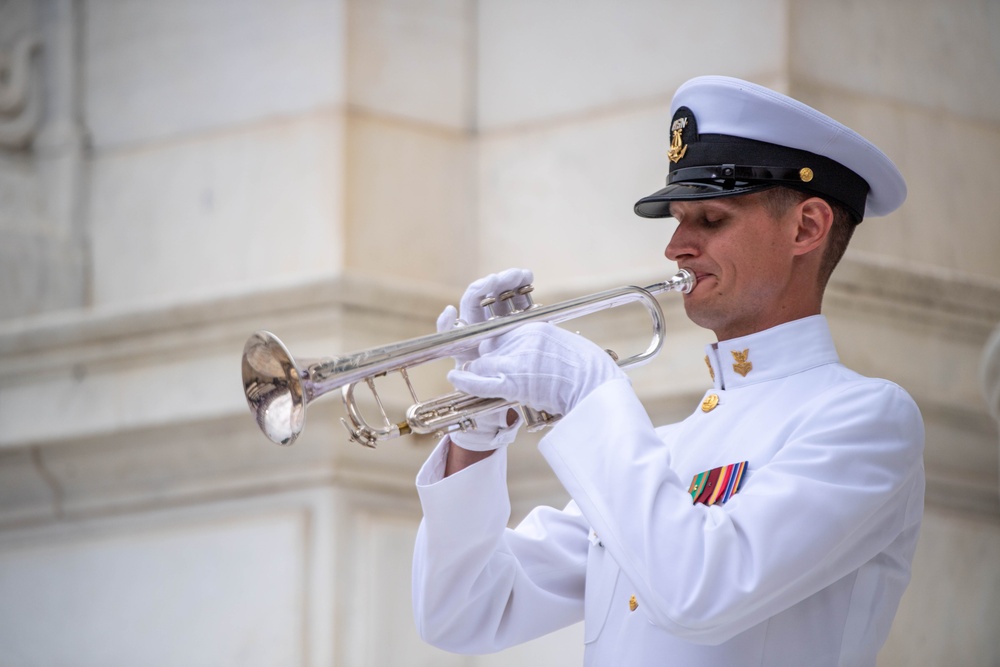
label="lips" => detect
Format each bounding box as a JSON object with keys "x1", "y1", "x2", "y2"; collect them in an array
[{"x1": 680, "y1": 269, "x2": 714, "y2": 291}]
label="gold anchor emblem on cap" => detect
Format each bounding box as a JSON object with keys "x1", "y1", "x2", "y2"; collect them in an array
[
  {"x1": 732, "y1": 349, "x2": 753, "y2": 377},
  {"x1": 667, "y1": 117, "x2": 688, "y2": 163}
]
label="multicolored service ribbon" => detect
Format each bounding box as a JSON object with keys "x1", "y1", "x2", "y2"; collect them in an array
[{"x1": 688, "y1": 461, "x2": 747, "y2": 506}]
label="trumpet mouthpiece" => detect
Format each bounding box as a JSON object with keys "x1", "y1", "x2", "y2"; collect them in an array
[{"x1": 661, "y1": 268, "x2": 696, "y2": 294}]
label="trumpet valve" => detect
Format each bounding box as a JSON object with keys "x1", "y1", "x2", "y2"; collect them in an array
[
  {"x1": 479, "y1": 296, "x2": 500, "y2": 319},
  {"x1": 516, "y1": 284, "x2": 536, "y2": 309},
  {"x1": 504, "y1": 284, "x2": 537, "y2": 314}
]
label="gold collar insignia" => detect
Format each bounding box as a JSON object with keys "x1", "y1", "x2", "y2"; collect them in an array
[{"x1": 731, "y1": 348, "x2": 753, "y2": 377}]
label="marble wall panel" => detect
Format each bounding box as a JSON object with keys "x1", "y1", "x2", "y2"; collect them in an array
[
  {"x1": 88, "y1": 115, "x2": 344, "y2": 310},
  {"x1": 882, "y1": 505, "x2": 1000, "y2": 664},
  {"x1": 0, "y1": 502, "x2": 313, "y2": 666},
  {"x1": 793, "y1": 85, "x2": 1000, "y2": 281},
  {"x1": 0, "y1": 233, "x2": 86, "y2": 319},
  {"x1": 84, "y1": 0, "x2": 346, "y2": 149},
  {"x1": 348, "y1": 0, "x2": 472, "y2": 129},
  {"x1": 477, "y1": 105, "x2": 682, "y2": 287},
  {"x1": 342, "y1": 510, "x2": 459, "y2": 665},
  {"x1": 0, "y1": 1, "x2": 37, "y2": 45},
  {"x1": 791, "y1": 0, "x2": 1000, "y2": 125},
  {"x1": 477, "y1": 0, "x2": 788, "y2": 129},
  {"x1": 345, "y1": 113, "x2": 475, "y2": 285}
]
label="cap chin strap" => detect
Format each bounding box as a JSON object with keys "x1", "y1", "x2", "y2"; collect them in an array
[{"x1": 669, "y1": 164, "x2": 807, "y2": 189}]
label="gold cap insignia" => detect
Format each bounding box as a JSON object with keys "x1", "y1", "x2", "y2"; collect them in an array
[
  {"x1": 667, "y1": 116, "x2": 689, "y2": 163},
  {"x1": 731, "y1": 349, "x2": 753, "y2": 377},
  {"x1": 799, "y1": 167, "x2": 814, "y2": 182}
]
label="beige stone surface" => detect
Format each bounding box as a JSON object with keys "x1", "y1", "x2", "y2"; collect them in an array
[
  {"x1": 792, "y1": 85, "x2": 1000, "y2": 281},
  {"x1": 88, "y1": 114, "x2": 345, "y2": 309},
  {"x1": 84, "y1": 0, "x2": 346, "y2": 149},
  {"x1": 345, "y1": 112, "x2": 476, "y2": 284},
  {"x1": 477, "y1": 0, "x2": 788, "y2": 129},
  {"x1": 0, "y1": 490, "x2": 335, "y2": 667},
  {"x1": 348, "y1": 0, "x2": 472, "y2": 129},
  {"x1": 882, "y1": 505, "x2": 1000, "y2": 665},
  {"x1": 791, "y1": 0, "x2": 1000, "y2": 125},
  {"x1": 478, "y1": 105, "x2": 676, "y2": 286}
]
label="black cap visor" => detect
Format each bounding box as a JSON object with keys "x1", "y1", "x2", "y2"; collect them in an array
[{"x1": 634, "y1": 181, "x2": 777, "y2": 218}]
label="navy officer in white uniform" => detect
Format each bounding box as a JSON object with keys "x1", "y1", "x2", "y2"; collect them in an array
[{"x1": 411, "y1": 76, "x2": 925, "y2": 666}]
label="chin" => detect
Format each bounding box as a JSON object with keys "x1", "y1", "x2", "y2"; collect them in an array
[{"x1": 682, "y1": 301, "x2": 720, "y2": 332}]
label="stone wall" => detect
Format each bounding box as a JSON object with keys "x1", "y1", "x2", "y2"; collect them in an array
[{"x1": 0, "y1": 1, "x2": 997, "y2": 665}]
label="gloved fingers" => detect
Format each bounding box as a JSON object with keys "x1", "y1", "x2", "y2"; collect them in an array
[
  {"x1": 457, "y1": 275, "x2": 499, "y2": 326},
  {"x1": 449, "y1": 367, "x2": 566, "y2": 417},
  {"x1": 436, "y1": 304, "x2": 459, "y2": 334},
  {"x1": 477, "y1": 323, "x2": 595, "y2": 364},
  {"x1": 450, "y1": 322, "x2": 628, "y2": 416},
  {"x1": 447, "y1": 368, "x2": 513, "y2": 401},
  {"x1": 458, "y1": 268, "x2": 534, "y2": 325},
  {"x1": 493, "y1": 267, "x2": 534, "y2": 297},
  {"x1": 491, "y1": 268, "x2": 535, "y2": 314}
]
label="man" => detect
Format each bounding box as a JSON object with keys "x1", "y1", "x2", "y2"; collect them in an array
[{"x1": 411, "y1": 76, "x2": 924, "y2": 666}]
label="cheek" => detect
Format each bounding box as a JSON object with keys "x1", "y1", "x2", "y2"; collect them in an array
[{"x1": 717, "y1": 237, "x2": 781, "y2": 287}]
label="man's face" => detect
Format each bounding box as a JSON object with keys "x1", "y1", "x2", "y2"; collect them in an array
[{"x1": 665, "y1": 193, "x2": 801, "y2": 340}]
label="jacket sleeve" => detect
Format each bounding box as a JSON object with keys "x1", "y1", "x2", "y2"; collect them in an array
[
  {"x1": 411, "y1": 439, "x2": 588, "y2": 653},
  {"x1": 539, "y1": 376, "x2": 925, "y2": 644}
]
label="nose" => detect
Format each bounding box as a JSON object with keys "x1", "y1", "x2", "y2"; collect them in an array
[{"x1": 664, "y1": 221, "x2": 697, "y2": 262}]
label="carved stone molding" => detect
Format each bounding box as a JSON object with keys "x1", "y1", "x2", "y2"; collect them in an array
[
  {"x1": 0, "y1": 0, "x2": 86, "y2": 318},
  {"x1": 0, "y1": 33, "x2": 41, "y2": 149}
]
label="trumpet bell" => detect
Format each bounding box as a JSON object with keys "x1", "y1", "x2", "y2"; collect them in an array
[{"x1": 242, "y1": 331, "x2": 306, "y2": 446}]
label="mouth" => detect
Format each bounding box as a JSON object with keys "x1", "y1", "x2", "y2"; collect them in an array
[
  {"x1": 681, "y1": 268, "x2": 713, "y2": 283},
  {"x1": 681, "y1": 270, "x2": 715, "y2": 295}
]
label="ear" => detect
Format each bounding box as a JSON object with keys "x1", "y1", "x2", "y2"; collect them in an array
[{"x1": 790, "y1": 197, "x2": 834, "y2": 257}]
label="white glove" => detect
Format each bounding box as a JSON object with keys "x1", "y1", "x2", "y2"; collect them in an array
[
  {"x1": 447, "y1": 322, "x2": 627, "y2": 419},
  {"x1": 437, "y1": 268, "x2": 534, "y2": 451},
  {"x1": 435, "y1": 267, "x2": 535, "y2": 366}
]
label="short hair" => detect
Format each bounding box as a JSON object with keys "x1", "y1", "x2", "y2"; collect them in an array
[{"x1": 757, "y1": 186, "x2": 856, "y2": 290}]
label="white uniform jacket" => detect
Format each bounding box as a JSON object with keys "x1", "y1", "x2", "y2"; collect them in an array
[{"x1": 412, "y1": 316, "x2": 925, "y2": 666}]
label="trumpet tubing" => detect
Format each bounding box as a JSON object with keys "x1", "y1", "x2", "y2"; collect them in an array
[{"x1": 241, "y1": 269, "x2": 695, "y2": 447}]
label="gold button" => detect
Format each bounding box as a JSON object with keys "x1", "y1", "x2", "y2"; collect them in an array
[
  {"x1": 701, "y1": 394, "x2": 719, "y2": 412},
  {"x1": 629, "y1": 595, "x2": 638, "y2": 612},
  {"x1": 799, "y1": 167, "x2": 814, "y2": 182}
]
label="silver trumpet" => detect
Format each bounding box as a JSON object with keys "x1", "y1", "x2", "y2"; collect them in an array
[{"x1": 241, "y1": 269, "x2": 695, "y2": 447}]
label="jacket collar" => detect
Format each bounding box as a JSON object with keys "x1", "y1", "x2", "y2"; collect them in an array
[{"x1": 703, "y1": 315, "x2": 840, "y2": 391}]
